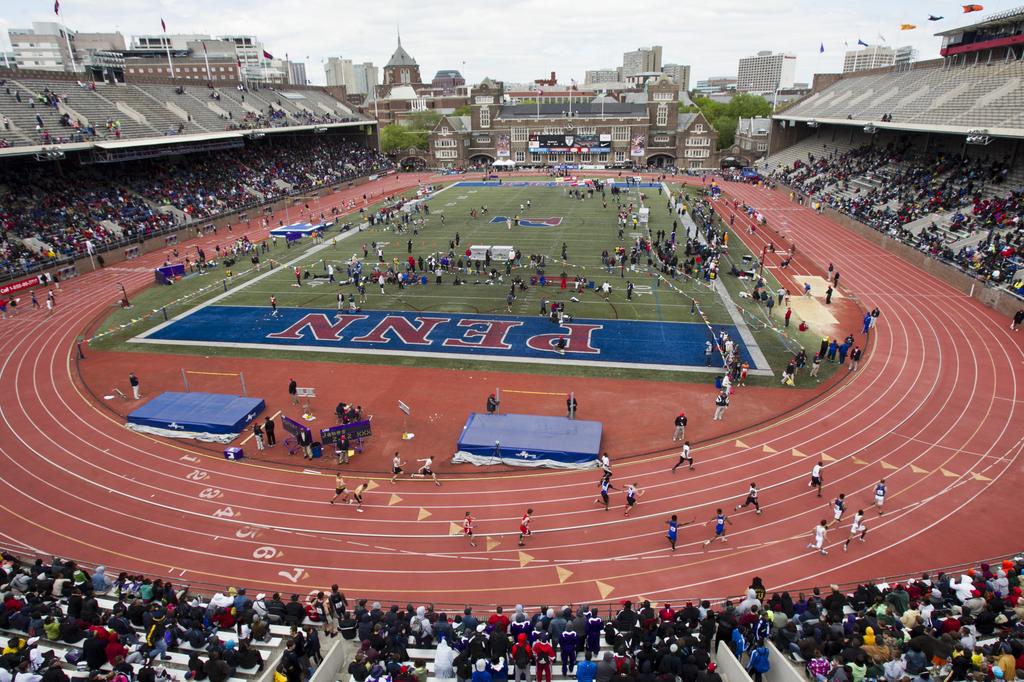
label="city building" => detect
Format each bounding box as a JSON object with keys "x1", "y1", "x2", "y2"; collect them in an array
[
  {"x1": 431, "y1": 69, "x2": 466, "y2": 94},
  {"x1": 130, "y1": 33, "x2": 209, "y2": 53},
  {"x1": 427, "y1": 76, "x2": 718, "y2": 170},
  {"x1": 842, "y1": 45, "x2": 896, "y2": 73},
  {"x1": 622, "y1": 46, "x2": 662, "y2": 77},
  {"x1": 8, "y1": 22, "x2": 125, "y2": 72},
  {"x1": 895, "y1": 45, "x2": 918, "y2": 65},
  {"x1": 661, "y1": 63, "x2": 691, "y2": 92},
  {"x1": 734, "y1": 116, "x2": 771, "y2": 160},
  {"x1": 695, "y1": 77, "x2": 737, "y2": 95},
  {"x1": 286, "y1": 60, "x2": 307, "y2": 85},
  {"x1": 352, "y1": 63, "x2": 379, "y2": 95},
  {"x1": 585, "y1": 68, "x2": 620, "y2": 84},
  {"x1": 325, "y1": 57, "x2": 355, "y2": 88},
  {"x1": 381, "y1": 34, "x2": 423, "y2": 90},
  {"x1": 736, "y1": 50, "x2": 796, "y2": 93}
]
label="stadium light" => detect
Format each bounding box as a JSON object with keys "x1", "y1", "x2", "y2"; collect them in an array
[
  {"x1": 247, "y1": 131, "x2": 266, "y2": 139},
  {"x1": 806, "y1": 120, "x2": 819, "y2": 128},
  {"x1": 863, "y1": 124, "x2": 877, "y2": 134},
  {"x1": 34, "y1": 147, "x2": 66, "y2": 162}
]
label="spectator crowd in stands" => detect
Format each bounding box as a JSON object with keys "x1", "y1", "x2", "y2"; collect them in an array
[
  {"x1": 0, "y1": 138, "x2": 392, "y2": 279},
  {"x1": 768, "y1": 142, "x2": 1023, "y2": 295},
  {"x1": 3, "y1": 550, "x2": 1024, "y2": 682}
]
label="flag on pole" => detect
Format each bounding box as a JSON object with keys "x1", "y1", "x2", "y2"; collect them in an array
[
  {"x1": 877, "y1": 32, "x2": 887, "y2": 43},
  {"x1": 962, "y1": 4, "x2": 984, "y2": 12},
  {"x1": 161, "y1": 17, "x2": 167, "y2": 32},
  {"x1": 202, "y1": 41, "x2": 208, "y2": 54},
  {"x1": 237, "y1": 56, "x2": 242, "y2": 68},
  {"x1": 54, "y1": 0, "x2": 60, "y2": 15},
  {"x1": 819, "y1": 42, "x2": 825, "y2": 53},
  {"x1": 928, "y1": 14, "x2": 944, "y2": 20},
  {"x1": 262, "y1": 50, "x2": 273, "y2": 60},
  {"x1": 899, "y1": 24, "x2": 917, "y2": 30},
  {"x1": 857, "y1": 38, "x2": 869, "y2": 47}
]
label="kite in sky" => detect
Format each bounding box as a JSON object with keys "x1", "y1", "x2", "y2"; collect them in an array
[{"x1": 962, "y1": 4, "x2": 984, "y2": 12}]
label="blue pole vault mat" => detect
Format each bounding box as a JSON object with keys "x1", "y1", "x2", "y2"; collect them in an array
[
  {"x1": 126, "y1": 392, "x2": 265, "y2": 443},
  {"x1": 453, "y1": 412, "x2": 602, "y2": 469}
]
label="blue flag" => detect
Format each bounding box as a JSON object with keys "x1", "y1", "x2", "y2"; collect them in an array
[
  {"x1": 857, "y1": 38, "x2": 869, "y2": 47},
  {"x1": 819, "y1": 42, "x2": 825, "y2": 53}
]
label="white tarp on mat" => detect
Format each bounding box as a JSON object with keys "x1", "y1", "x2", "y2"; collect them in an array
[
  {"x1": 452, "y1": 450, "x2": 600, "y2": 470},
  {"x1": 125, "y1": 423, "x2": 239, "y2": 444}
]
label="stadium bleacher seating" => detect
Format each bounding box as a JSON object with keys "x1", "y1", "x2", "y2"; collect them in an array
[
  {"x1": 781, "y1": 61, "x2": 1024, "y2": 131},
  {"x1": 760, "y1": 131, "x2": 1023, "y2": 296},
  {"x1": 0, "y1": 75, "x2": 364, "y2": 149}
]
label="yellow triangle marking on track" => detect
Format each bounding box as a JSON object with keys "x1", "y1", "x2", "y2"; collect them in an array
[
  {"x1": 556, "y1": 566, "x2": 573, "y2": 583},
  {"x1": 972, "y1": 472, "x2": 991, "y2": 481},
  {"x1": 792, "y1": 448, "x2": 808, "y2": 458},
  {"x1": 596, "y1": 580, "x2": 615, "y2": 599},
  {"x1": 417, "y1": 507, "x2": 432, "y2": 521},
  {"x1": 881, "y1": 461, "x2": 897, "y2": 470},
  {"x1": 852, "y1": 457, "x2": 869, "y2": 465},
  {"x1": 518, "y1": 551, "x2": 535, "y2": 568},
  {"x1": 820, "y1": 452, "x2": 836, "y2": 462},
  {"x1": 388, "y1": 494, "x2": 402, "y2": 506},
  {"x1": 941, "y1": 468, "x2": 959, "y2": 478},
  {"x1": 449, "y1": 522, "x2": 462, "y2": 536},
  {"x1": 364, "y1": 480, "x2": 380, "y2": 491},
  {"x1": 735, "y1": 440, "x2": 749, "y2": 449},
  {"x1": 762, "y1": 444, "x2": 777, "y2": 453},
  {"x1": 486, "y1": 536, "x2": 501, "y2": 551},
  {"x1": 911, "y1": 465, "x2": 928, "y2": 474}
]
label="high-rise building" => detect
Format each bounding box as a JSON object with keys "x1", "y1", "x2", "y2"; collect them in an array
[
  {"x1": 895, "y1": 45, "x2": 918, "y2": 65},
  {"x1": 842, "y1": 45, "x2": 896, "y2": 73},
  {"x1": 622, "y1": 46, "x2": 662, "y2": 77},
  {"x1": 695, "y1": 76, "x2": 737, "y2": 94},
  {"x1": 585, "y1": 68, "x2": 620, "y2": 84},
  {"x1": 736, "y1": 50, "x2": 796, "y2": 93},
  {"x1": 285, "y1": 60, "x2": 307, "y2": 85},
  {"x1": 662, "y1": 63, "x2": 691, "y2": 92},
  {"x1": 352, "y1": 63, "x2": 378, "y2": 95},
  {"x1": 8, "y1": 22, "x2": 124, "y2": 72},
  {"x1": 325, "y1": 57, "x2": 355, "y2": 88}
]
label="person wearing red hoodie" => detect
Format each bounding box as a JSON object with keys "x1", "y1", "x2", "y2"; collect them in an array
[
  {"x1": 533, "y1": 633, "x2": 555, "y2": 682},
  {"x1": 511, "y1": 633, "x2": 533, "y2": 682},
  {"x1": 488, "y1": 606, "x2": 510, "y2": 631},
  {"x1": 106, "y1": 634, "x2": 128, "y2": 665}
]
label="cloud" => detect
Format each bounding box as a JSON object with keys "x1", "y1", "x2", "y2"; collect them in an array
[{"x1": 2, "y1": 0, "x2": 1016, "y2": 86}]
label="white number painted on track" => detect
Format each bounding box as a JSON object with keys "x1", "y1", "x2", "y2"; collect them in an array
[
  {"x1": 278, "y1": 567, "x2": 304, "y2": 583},
  {"x1": 186, "y1": 469, "x2": 209, "y2": 481},
  {"x1": 252, "y1": 546, "x2": 278, "y2": 560},
  {"x1": 180, "y1": 454, "x2": 200, "y2": 463},
  {"x1": 198, "y1": 487, "x2": 222, "y2": 499},
  {"x1": 235, "y1": 526, "x2": 258, "y2": 539},
  {"x1": 212, "y1": 506, "x2": 235, "y2": 518}
]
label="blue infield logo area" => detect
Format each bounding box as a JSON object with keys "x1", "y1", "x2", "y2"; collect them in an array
[
  {"x1": 489, "y1": 216, "x2": 563, "y2": 228},
  {"x1": 136, "y1": 306, "x2": 758, "y2": 372}
]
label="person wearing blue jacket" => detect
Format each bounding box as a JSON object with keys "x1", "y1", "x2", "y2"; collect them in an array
[
  {"x1": 575, "y1": 651, "x2": 596, "y2": 682},
  {"x1": 747, "y1": 641, "x2": 770, "y2": 682}
]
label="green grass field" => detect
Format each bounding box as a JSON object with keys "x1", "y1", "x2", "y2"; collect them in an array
[{"x1": 92, "y1": 180, "x2": 836, "y2": 386}]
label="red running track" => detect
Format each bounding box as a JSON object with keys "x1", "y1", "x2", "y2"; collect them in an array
[{"x1": 0, "y1": 175, "x2": 1021, "y2": 608}]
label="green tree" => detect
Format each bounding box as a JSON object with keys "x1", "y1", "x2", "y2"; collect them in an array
[
  {"x1": 688, "y1": 93, "x2": 771, "y2": 148},
  {"x1": 451, "y1": 105, "x2": 472, "y2": 116},
  {"x1": 379, "y1": 124, "x2": 421, "y2": 154}
]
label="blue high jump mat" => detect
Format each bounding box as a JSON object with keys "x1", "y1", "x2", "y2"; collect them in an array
[
  {"x1": 126, "y1": 392, "x2": 265, "y2": 443},
  {"x1": 453, "y1": 412, "x2": 602, "y2": 469}
]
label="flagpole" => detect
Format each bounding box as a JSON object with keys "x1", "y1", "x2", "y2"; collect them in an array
[
  {"x1": 202, "y1": 42, "x2": 212, "y2": 82},
  {"x1": 55, "y1": 4, "x2": 79, "y2": 72},
  {"x1": 162, "y1": 20, "x2": 175, "y2": 79}
]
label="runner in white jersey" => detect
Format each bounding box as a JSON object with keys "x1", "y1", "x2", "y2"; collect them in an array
[
  {"x1": 843, "y1": 510, "x2": 867, "y2": 551},
  {"x1": 807, "y1": 520, "x2": 829, "y2": 555},
  {"x1": 809, "y1": 461, "x2": 823, "y2": 497},
  {"x1": 874, "y1": 479, "x2": 886, "y2": 515}
]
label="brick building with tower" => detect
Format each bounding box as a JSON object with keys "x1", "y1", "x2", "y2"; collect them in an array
[{"x1": 427, "y1": 76, "x2": 718, "y2": 170}]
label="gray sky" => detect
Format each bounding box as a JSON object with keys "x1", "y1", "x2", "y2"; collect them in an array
[{"x1": 2, "y1": 0, "x2": 1018, "y2": 86}]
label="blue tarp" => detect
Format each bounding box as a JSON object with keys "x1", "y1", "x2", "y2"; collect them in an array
[
  {"x1": 453, "y1": 412, "x2": 602, "y2": 469},
  {"x1": 127, "y1": 392, "x2": 265, "y2": 440}
]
